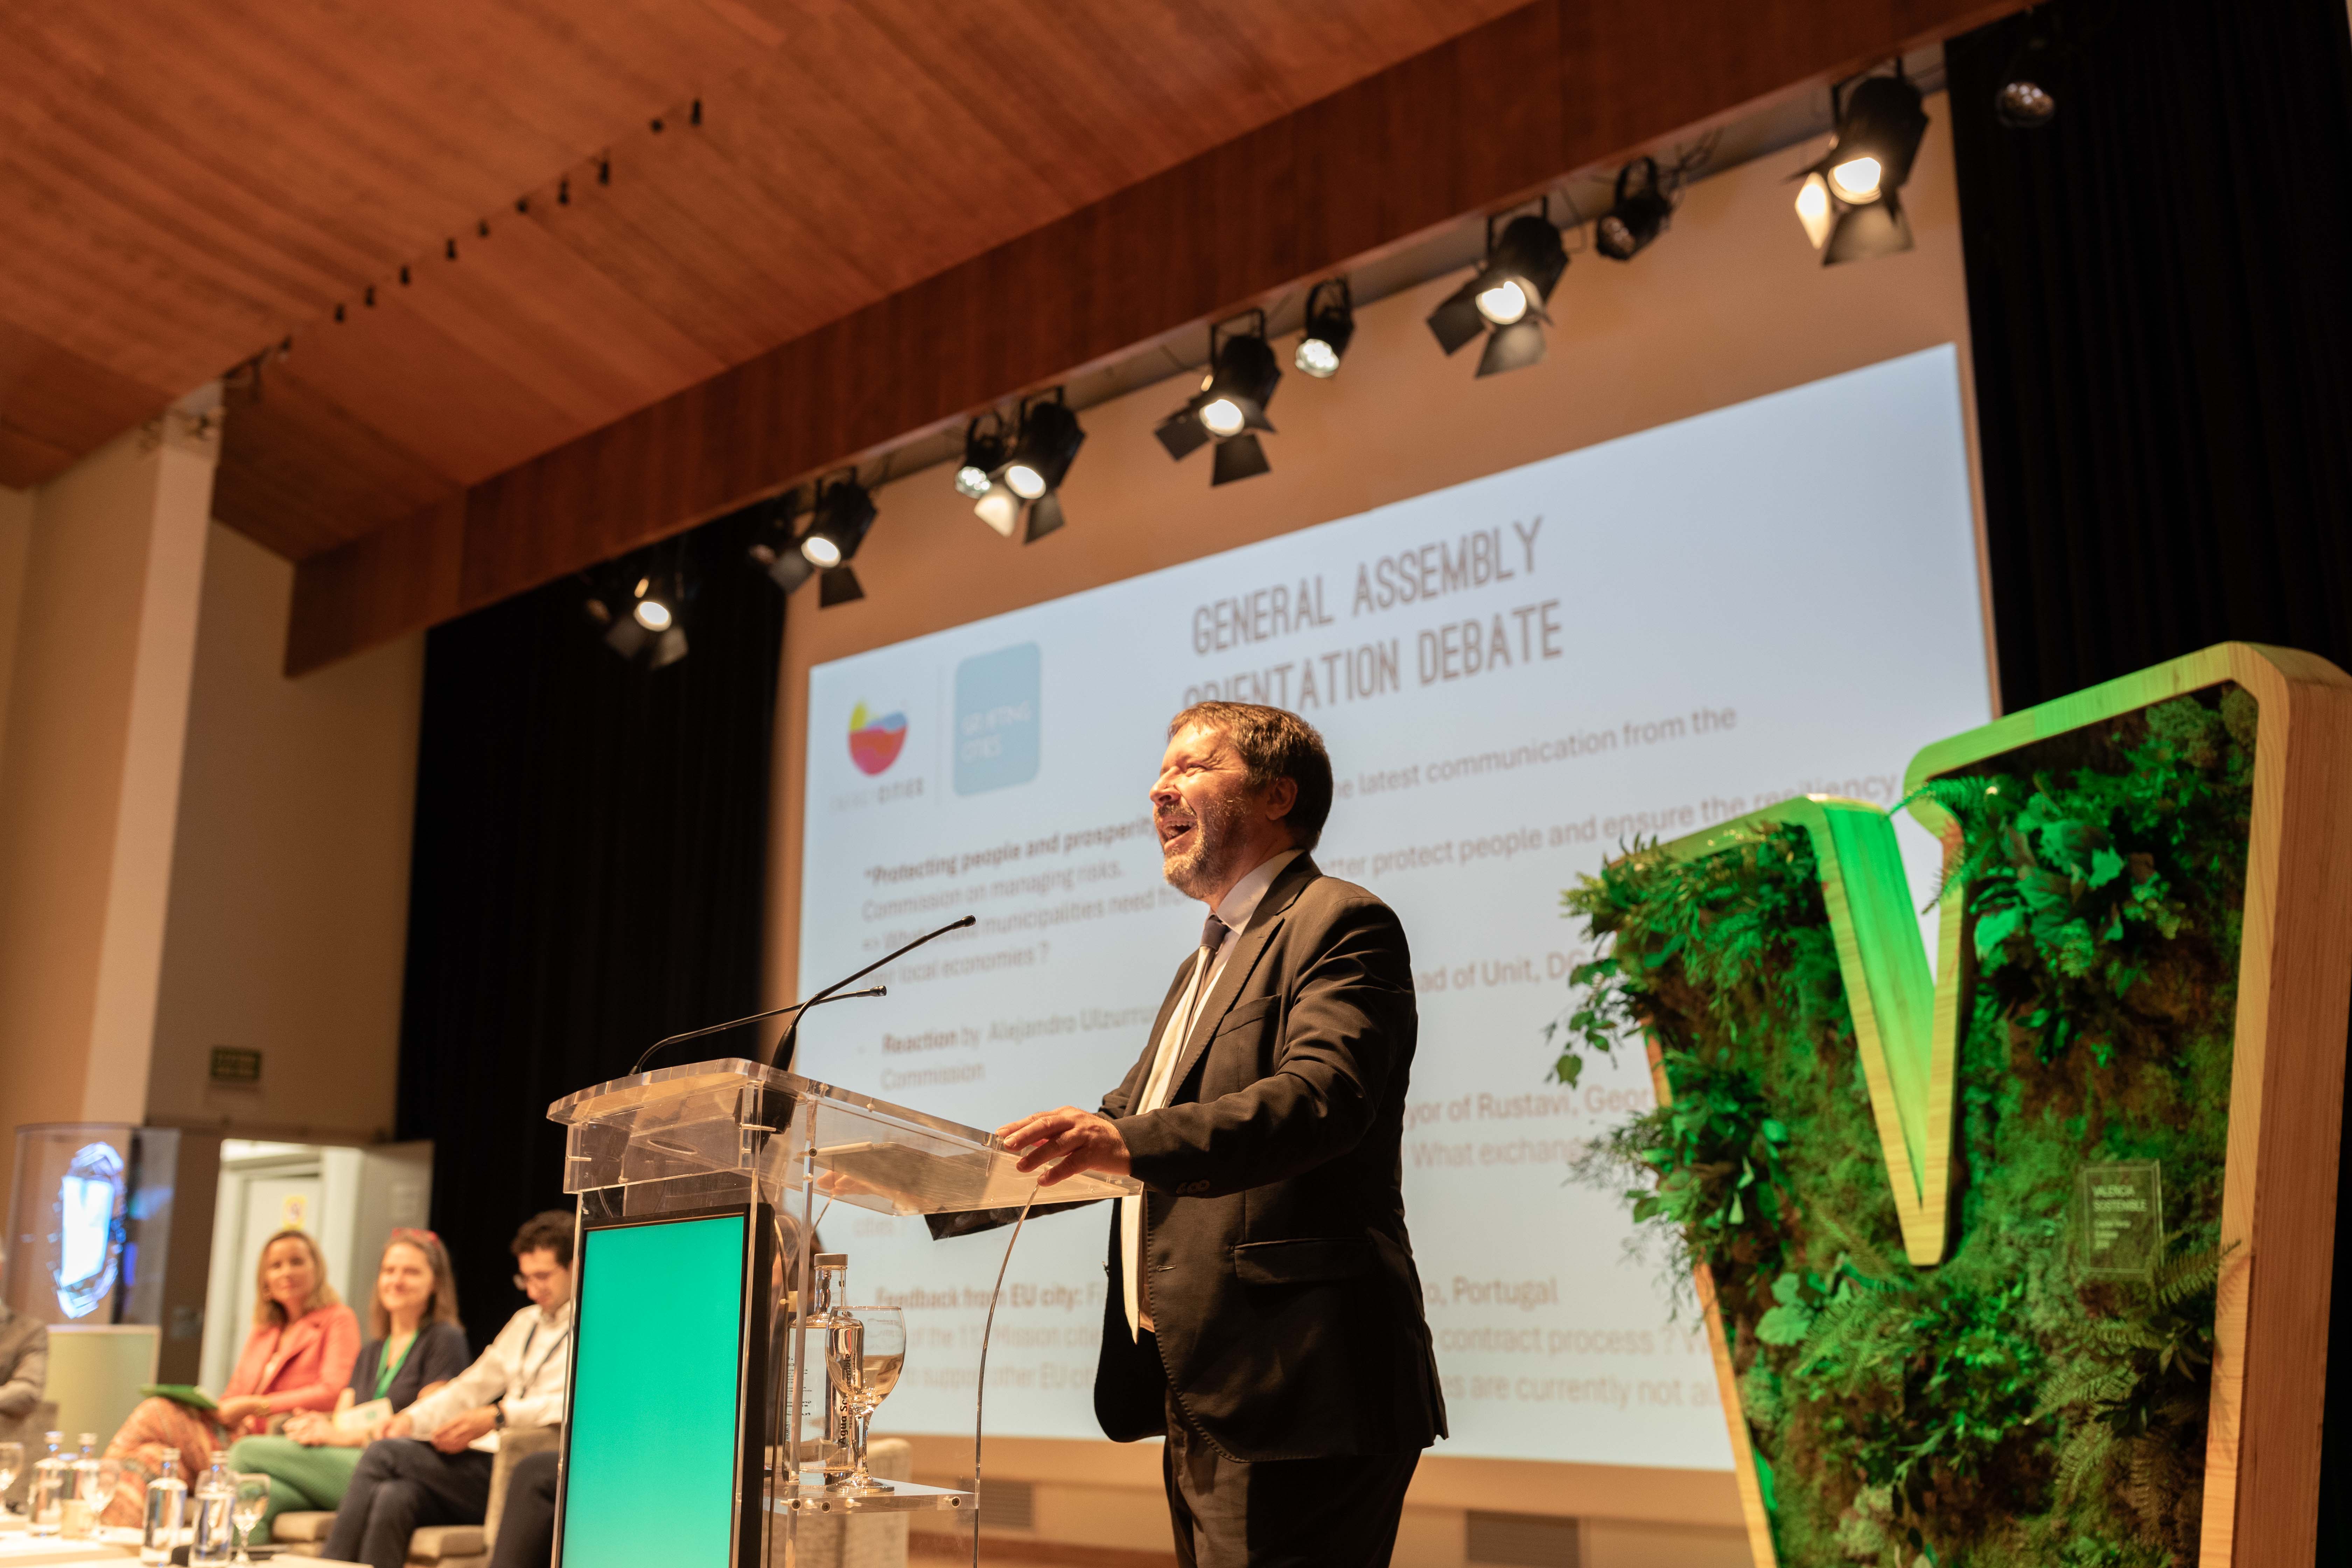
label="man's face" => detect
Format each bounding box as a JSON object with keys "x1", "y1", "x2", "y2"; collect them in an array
[
  {"x1": 517, "y1": 1247, "x2": 572, "y2": 1312},
  {"x1": 1152, "y1": 724, "x2": 1285, "y2": 900}
]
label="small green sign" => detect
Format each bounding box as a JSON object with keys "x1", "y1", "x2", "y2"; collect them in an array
[
  {"x1": 2077, "y1": 1160, "x2": 2163, "y2": 1279},
  {"x1": 209, "y1": 1046, "x2": 262, "y2": 1085}
]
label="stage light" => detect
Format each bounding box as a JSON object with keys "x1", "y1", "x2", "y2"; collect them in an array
[
  {"x1": 587, "y1": 561, "x2": 690, "y2": 667},
  {"x1": 796, "y1": 472, "x2": 877, "y2": 605},
  {"x1": 1829, "y1": 76, "x2": 1928, "y2": 200},
  {"x1": 967, "y1": 392, "x2": 1085, "y2": 542},
  {"x1": 746, "y1": 490, "x2": 817, "y2": 594},
  {"x1": 1294, "y1": 279, "x2": 1353, "y2": 378},
  {"x1": 803, "y1": 476, "x2": 875, "y2": 566},
  {"x1": 1007, "y1": 399, "x2": 1084, "y2": 497},
  {"x1": 1595, "y1": 158, "x2": 1676, "y2": 262},
  {"x1": 1792, "y1": 70, "x2": 1929, "y2": 265},
  {"x1": 631, "y1": 580, "x2": 673, "y2": 631},
  {"x1": 1828, "y1": 155, "x2": 1883, "y2": 204},
  {"x1": 1995, "y1": 79, "x2": 2056, "y2": 128},
  {"x1": 1475, "y1": 279, "x2": 1527, "y2": 326},
  {"x1": 1427, "y1": 204, "x2": 1567, "y2": 376},
  {"x1": 954, "y1": 416, "x2": 1005, "y2": 500},
  {"x1": 1199, "y1": 331, "x2": 1279, "y2": 432},
  {"x1": 1156, "y1": 315, "x2": 1280, "y2": 484}
]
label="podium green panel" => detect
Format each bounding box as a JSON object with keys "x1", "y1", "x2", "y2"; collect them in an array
[{"x1": 560, "y1": 1211, "x2": 750, "y2": 1568}]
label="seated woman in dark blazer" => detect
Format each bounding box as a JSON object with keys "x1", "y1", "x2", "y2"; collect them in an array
[{"x1": 227, "y1": 1229, "x2": 469, "y2": 1544}]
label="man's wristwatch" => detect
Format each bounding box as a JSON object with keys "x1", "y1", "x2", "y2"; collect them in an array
[{"x1": 491, "y1": 1406, "x2": 507, "y2": 1429}]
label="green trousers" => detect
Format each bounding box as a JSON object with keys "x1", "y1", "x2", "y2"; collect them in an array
[{"x1": 222, "y1": 1436, "x2": 364, "y2": 1545}]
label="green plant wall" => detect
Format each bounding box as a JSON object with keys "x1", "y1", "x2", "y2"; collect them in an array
[{"x1": 1553, "y1": 691, "x2": 2253, "y2": 1567}]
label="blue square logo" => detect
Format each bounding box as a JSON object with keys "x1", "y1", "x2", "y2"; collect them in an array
[{"x1": 954, "y1": 643, "x2": 1042, "y2": 795}]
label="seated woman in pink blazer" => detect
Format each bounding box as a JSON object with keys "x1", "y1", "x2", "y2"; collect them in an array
[{"x1": 102, "y1": 1228, "x2": 359, "y2": 1524}]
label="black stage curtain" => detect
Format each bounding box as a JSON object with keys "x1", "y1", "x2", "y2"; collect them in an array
[
  {"x1": 1946, "y1": 0, "x2": 2352, "y2": 1548},
  {"x1": 394, "y1": 512, "x2": 781, "y2": 1352}
]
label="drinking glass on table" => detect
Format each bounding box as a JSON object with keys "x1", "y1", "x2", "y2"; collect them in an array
[
  {"x1": 230, "y1": 1473, "x2": 270, "y2": 1563},
  {"x1": 833, "y1": 1307, "x2": 904, "y2": 1492},
  {"x1": 0, "y1": 1442, "x2": 22, "y2": 1525}
]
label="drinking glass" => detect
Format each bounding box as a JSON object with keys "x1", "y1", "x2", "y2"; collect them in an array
[
  {"x1": 840, "y1": 1307, "x2": 904, "y2": 1491},
  {"x1": 0, "y1": 1442, "x2": 22, "y2": 1525},
  {"x1": 230, "y1": 1473, "x2": 269, "y2": 1562}
]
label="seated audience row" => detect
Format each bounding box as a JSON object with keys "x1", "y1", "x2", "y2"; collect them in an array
[{"x1": 92, "y1": 1212, "x2": 574, "y2": 1568}]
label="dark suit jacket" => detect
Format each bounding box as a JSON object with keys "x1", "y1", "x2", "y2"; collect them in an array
[{"x1": 1092, "y1": 853, "x2": 1447, "y2": 1460}]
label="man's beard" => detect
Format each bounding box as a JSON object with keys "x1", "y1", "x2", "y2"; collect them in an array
[{"x1": 1160, "y1": 791, "x2": 1251, "y2": 900}]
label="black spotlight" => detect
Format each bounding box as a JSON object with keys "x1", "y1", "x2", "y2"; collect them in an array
[
  {"x1": 954, "y1": 414, "x2": 1007, "y2": 501},
  {"x1": 1994, "y1": 22, "x2": 2063, "y2": 130},
  {"x1": 746, "y1": 488, "x2": 815, "y2": 594},
  {"x1": 584, "y1": 559, "x2": 690, "y2": 668},
  {"x1": 1595, "y1": 158, "x2": 1675, "y2": 261},
  {"x1": 799, "y1": 472, "x2": 877, "y2": 607},
  {"x1": 1427, "y1": 202, "x2": 1568, "y2": 377},
  {"x1": 1792, "y1": 70, "x2": 1930, "y2": 265},
  {"x1": 999, "y1": 393, "x2": 1084, "y2": 542},
  {"x1": 1156, "y1": 313, "x2": 1280, "y2": 485},
  {"x1": 1294, "y1": 278, "x2": 1355, "y2": 378}
]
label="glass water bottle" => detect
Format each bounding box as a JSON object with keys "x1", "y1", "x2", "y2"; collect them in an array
[
  {"x1": 796, "y1": 1253, "x2": 860, "y2": 1487},
  {"x1": 141, "y1": 1453, "x2": 187, "y2": 1564},
  {"x1": 27, "y1": 1432, "x2": 68, "y2": 1537},
  {"x1": 63, "y1": 1434, "x2": 100, "y2": 1537},
  {"x1": 189, "y1": 1459, "x2": 236, "y2": 1565}
]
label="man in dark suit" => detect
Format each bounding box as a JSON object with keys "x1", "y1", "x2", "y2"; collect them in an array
[{"x1": 1001, "y1": 701, "x2": 1446, "y2": 1567}]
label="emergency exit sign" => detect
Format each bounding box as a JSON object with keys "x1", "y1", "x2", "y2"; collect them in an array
[{"x1": 209, "y1": 1046, "x2": 262, "y2": 1085}]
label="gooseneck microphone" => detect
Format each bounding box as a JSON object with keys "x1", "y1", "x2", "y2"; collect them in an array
[
  {"x1": 628, "y1": 987, "x2": 889, "y2": 1075},
  {"x1": 627, "y1": 914, "x2": 976, "y2": 1076},
  {"x1": 761, "y1": 914, "x2": 976, "y2": 1072}
]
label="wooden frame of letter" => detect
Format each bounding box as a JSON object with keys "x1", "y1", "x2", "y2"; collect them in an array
[{"x1": 1641, "y1": 644, "x2": 2352, "y2": 1567}]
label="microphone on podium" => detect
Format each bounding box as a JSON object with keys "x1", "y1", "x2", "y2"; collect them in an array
[{"x1": 628, "y1": 914, "x2": 976, "y2": 1075}]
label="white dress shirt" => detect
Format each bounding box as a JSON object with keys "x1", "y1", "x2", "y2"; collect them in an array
[
  {"x1": 1123, "y1": 849, "x2": 1302, "y2": 1337},
  {"x1": 400, "y1": 1299, "x2": 572, "y2": 1450}
]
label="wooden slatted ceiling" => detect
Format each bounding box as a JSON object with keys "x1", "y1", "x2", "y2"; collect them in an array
[
  {"x1": 0, "y1": 0, "x2": 1535, "y2": 527},
  {"x1": 285, "y1": 0, "x2": 2032, "y2": 672}
]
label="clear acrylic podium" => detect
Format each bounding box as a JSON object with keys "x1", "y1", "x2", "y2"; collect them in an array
[{"x1": 545, "y1": 1057, "x2": 1139, "y2": 1567}]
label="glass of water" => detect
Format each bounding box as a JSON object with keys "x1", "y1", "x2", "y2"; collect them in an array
[
  {"x1": 0, "y1": 1442, "x2": 22, "y2": 1525},
  {"x1": 841, "y1": 1307, "x2": 904, "y2": 1491},
  {"x1": 230, "y1": 1473, "x2": 270, "y2": 1563}
]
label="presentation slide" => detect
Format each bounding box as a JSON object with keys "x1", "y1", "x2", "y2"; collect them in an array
[{"x1": 796, "y1": 344, "x2": 1991, "y2": 1469}]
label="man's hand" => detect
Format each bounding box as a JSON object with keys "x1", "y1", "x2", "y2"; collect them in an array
[
  {"x1": 380, "y1": 1412, "x2": 413, "y2": 1441},
  {"x1": 997, "y1": 1107, "x2": 1131, "y2": 1187},
  {"x1": 430, "y1": 1406, "x2": 499, "y2": 1452}
]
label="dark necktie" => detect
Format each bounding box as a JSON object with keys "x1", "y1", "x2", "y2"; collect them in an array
[{"x1": 1201, "y1": 913, "x2": 1229, "y2": 958}]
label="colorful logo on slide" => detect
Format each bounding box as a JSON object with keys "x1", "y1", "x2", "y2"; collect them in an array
[{"x1": 848, "y1": 703, "x2": 908, "y2": 776}]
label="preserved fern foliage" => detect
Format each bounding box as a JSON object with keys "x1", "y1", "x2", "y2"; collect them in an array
[{"x1": 1555, "y1": 692, "x2": 2253, "y2": 1566}]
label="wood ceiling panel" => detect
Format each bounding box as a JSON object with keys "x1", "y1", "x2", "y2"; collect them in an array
[
  {"x1": 212, "y1": 371, "x2": 462, "y2": 559},
  {"x1": 0, "y1": 0, "x2": 814, "y2": 481},
  {"x1": 8, "y1": 0, "x2": 1546, "y2": 535},
  {"x1": 267, "y1": 299, "x2": 579, "y2": 483},
  {"x1": 361, "y1": 219, "x2": 732, "y2": 432}
]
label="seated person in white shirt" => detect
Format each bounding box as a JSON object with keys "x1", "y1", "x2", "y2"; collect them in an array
[{"x1": 324, "y1": 1212, "x2": 574, "y2": 1568}]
